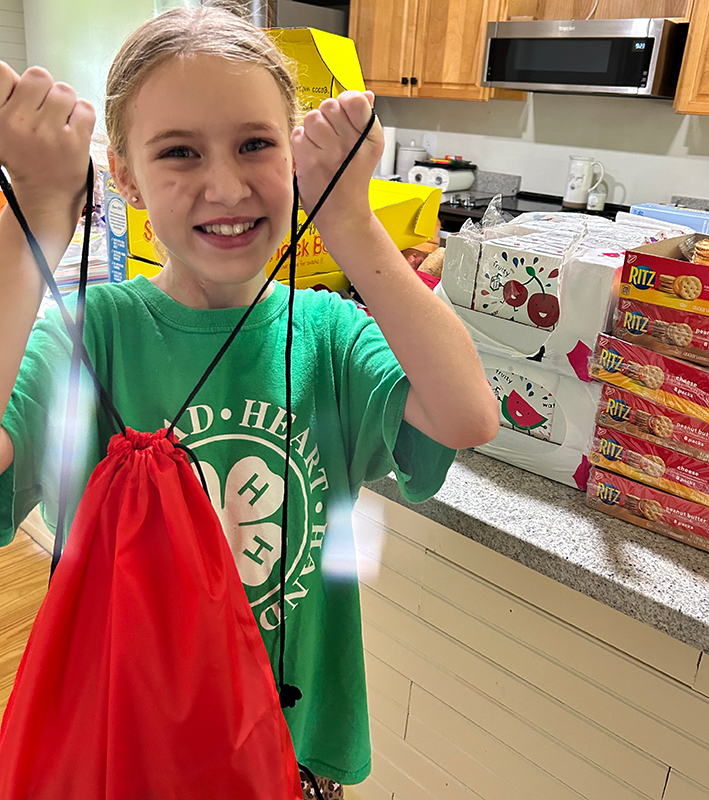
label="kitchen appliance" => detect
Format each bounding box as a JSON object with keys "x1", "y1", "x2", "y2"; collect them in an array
[
  {"x1": 408, "y1": 160, "x2": 476, "y2": 193},
  {"x1": 482, "y1": 18, "x2": 688, "y2": 98},
  {"x1": 397, "y1": 143, "x2": 428, "y2": 181},
  {"x1": 563, "y1": 155, "x2": 604, "y2": 209}
]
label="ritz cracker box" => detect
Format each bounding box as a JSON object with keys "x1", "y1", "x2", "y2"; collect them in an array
[
  {"x1": 590, "y1": 424, "x2": 709, "y2": 507},
  {"x1": 590, "y1": 333, "x2": 709, "y2": 423},
  {"x1": 619, "y1": 234, "x2": 709, "y2": 316},
  {"x1": 613, "y1": 297, "x2": 709, "y2": 367},
  {"x1": 596, "y1": 383, "x2": 709, "y2": 463},
  {"x1": 587, "y1": 467, "x2": 709, "y2": 553}
]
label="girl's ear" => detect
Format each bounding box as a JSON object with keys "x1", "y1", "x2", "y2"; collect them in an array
[{"x1": 107, "y1": 146, "x2": 145, "y2": 209}]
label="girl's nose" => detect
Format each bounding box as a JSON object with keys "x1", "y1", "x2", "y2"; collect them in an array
[{"x1": 203, "y1": 162, "x2": 252, "y2": 206}]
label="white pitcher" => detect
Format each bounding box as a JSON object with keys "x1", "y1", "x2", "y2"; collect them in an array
[{"x1": 562, "y1": 156, "x2": 605, "y2": 209}]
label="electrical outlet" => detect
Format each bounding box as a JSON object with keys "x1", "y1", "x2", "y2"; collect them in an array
[{"x1": 422, "y1": 131, "x2": 437, "y2": 155}]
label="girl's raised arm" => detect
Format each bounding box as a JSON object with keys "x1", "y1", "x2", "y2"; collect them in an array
[
  {"x1": 0, "y1": 62, "x2": 94, "y2": 470},
  {"x1": 292, "y1": 91, "x2": 499, "y2": 451}
]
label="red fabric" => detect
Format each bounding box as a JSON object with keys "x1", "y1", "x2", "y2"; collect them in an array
[
  {"x1": 415, "y1": 271, "x2": 441, "y2": 290},
  {"x1": 0, "y1": 428, "x2": 302, "y2": 800}
]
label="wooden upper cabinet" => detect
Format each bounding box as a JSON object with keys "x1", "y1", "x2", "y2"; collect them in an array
[
  {"x1": 349, "y1": 0, "x2": 499, "y2": 100},
  {"x1": 675, "y1": 0, "x2": 709, "y2": 113},
  {"x1": 413, "y1": 0, "x2": 500, "y2": 100},
  {"x1": 348, "y1": 0, "x2": 420, "y2": 97},
  {"x1": 503, "y1": 1, "x2": 690, "y2": 18}
]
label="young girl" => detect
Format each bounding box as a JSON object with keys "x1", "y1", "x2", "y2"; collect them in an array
[{"x1": 0, "y1": 5, "x2": 498, "y2": 796}]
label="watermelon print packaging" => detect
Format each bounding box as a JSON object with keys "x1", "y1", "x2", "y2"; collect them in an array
[
  {"x1": 589, "y1": 333, "x2": 709, "y2": 423},
  {"x1": 475, "y1": 345, "x2": 600, "y2": 489},
  {"x1": 587, "y1": 467, "x2": 709, "y2": 553},
  {"x1": 488, "y1": 368, "x2": 555, "y2": 441},
  {"x1": 596, "y1": 384, "x2": 709, "y2": 463},
  {"x1": 590, "y1": 424, "x2": 709, "y2": 506}
]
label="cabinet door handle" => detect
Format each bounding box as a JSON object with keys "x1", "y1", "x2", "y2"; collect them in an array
[
  {"x1": 401, "y1": 77, "x2": 409, "y2": 85},
  {"x1": 410, "y1": 76, "x2": 418, "y2": 86}
]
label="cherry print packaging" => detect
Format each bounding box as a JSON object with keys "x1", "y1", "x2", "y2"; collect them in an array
[
  {"x1": 587, "y1": 467, "x2": 709, "y2": 553},
  {"x1": 590, "y1": 425, "x2": 709, "y2": 506},
  {"x1": 472, "y1": 233, "x2": 574, "y2": 330},
  {"x1": 440, "y1": 239, "x2": 625, "y2": 381},
  {"x1": 613, "y1": 297, "x2": 709, "y2": 367},
  {"x1": 590, "y1": 333, "x2": 709, "y2": 423},
  {"x1": 596, "y1": 384, "x2": 709, "y2": 463}
]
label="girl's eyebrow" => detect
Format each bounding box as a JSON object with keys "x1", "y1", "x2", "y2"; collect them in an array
[
  {"x1": 145, "y1": 129, "x2": 196, "y2": 147},
  {"x1": 239, "y1": 121, "x2": 283, "y2": 135},
  {"x1": 145, "y1": 121, "x2": 283, "y2": 147}
]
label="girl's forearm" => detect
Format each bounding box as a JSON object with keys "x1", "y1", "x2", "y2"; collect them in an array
[
  {"x1": 0, "y1": 201, "x2": 79, "y2": 425},
  {"x1": 322, "y1": 213, "x2": 500, "y2": 449}
]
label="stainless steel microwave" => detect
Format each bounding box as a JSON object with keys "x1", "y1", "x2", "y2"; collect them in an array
[{"x1": 482, "y1": 18, "x2": 688, "y2": 97}]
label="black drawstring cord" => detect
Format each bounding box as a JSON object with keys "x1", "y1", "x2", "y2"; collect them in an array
[
  {"x1": 166, "y1": 109, "x2": 378, "y2": 440},
  {"x1": 163, "y1": 109, "x2": 378, "y2": 712},
  {"x1": 50, "y1": 162, "x2": 94, "y2": 580},
  {"x1": 299, "y1": 764, "x2": 327, "y2": 800},
  {"x1": 0, "y1": 165, "x2": 126, "y2": 437},
  {"x1": 278, "y1": 173, "x2": 301, "y2": 709},
  {"x1": 173, "y1": 441, "x2": 211, "y2": 501}
]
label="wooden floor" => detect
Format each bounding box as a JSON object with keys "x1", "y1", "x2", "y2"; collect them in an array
[{"x1": 0, "y1": 524, "x2": 50, "y2": 715}]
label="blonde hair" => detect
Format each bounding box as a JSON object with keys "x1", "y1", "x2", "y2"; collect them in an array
[{"x1": 105, "y1": 4, "x2": 300, "y2": 157}]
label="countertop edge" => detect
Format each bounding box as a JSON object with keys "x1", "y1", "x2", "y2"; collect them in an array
[{"x1": 364, "y1": 460, "x2": 709, "y2": 654}]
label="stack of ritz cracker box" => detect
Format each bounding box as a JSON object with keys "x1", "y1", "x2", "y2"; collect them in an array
[
  {"x1": 438, "y1": 210, "x2": 689, "y2": 489},
  {"x1": 587, "y1": 227, "x2": 709, "y2": 553}
]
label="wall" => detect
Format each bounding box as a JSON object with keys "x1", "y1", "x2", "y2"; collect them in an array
[
  {"x1": 376, "y1": 93, "x2": 709, "y2": 206},
  {"x1": 0, "y1": 0, "x2": 25, "y2": 73},
  {"x1": 21, "y1": 0, "x2": 166, "y2": 129}
]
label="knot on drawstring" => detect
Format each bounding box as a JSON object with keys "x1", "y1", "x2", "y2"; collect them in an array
[{"x1": 279, "y1": 683, "x2": 302, "y2": 708}]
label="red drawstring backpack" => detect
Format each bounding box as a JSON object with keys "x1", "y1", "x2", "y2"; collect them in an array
[{"x1": 0, "y1": 111, "x2": 376, "y2": 798}]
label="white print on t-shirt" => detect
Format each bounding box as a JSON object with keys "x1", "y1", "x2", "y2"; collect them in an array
[{"x1": 165, "y1": 398, "x2": 332, "y2": 633}]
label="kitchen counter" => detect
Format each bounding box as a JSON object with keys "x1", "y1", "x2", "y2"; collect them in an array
[
  {"x1": 365, "y1": 449, "x2": 709, "y2": 654},
  {"x1": 438, "y1": 190, "x2": 630, "y2": 232}
]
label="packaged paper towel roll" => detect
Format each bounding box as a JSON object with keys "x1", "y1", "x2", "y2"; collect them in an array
[
  {"x1": 377, "y1": 126, "x2": 396, "y2": 177},
  {"x1": 408, "y1": 165, "x2": 431, "y2": 185},
  {"x1": 428, "y1": 168, "x2": 474, "y2": 193}
]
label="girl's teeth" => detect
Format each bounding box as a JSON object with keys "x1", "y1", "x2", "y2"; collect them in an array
[{"x1": 203, "y1": 222, "x2": 255, "y2": 236}]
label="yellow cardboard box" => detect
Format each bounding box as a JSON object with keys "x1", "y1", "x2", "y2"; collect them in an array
[
  {"x1": 268, "y1": 181, "x2": 442, "y2": 279},
  {"x1": 126, "y1": 256, "x2": 163, "y2": 281},
  {"x1": 266, "y1": 27, "x2": 365, "y2": 112},
  {"x1": 127, "y1": 206, "x2": 168, "y2": 265},
  {"x1": 282, "y1": 270, "x2": 350, "y2": 292}
]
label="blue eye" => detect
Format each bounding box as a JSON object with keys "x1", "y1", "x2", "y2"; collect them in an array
[{"x1": 242, "y1": 139, "x2": 271, "y2": 153}]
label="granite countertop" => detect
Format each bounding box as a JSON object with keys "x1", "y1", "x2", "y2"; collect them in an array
[{"x1": 365, "y1": 449, "x2": 709, "y2": 654}]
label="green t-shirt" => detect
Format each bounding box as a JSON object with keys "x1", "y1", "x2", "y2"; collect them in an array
[{"x1": 0, "y1": 276, "x2": 455, "y2": 784}]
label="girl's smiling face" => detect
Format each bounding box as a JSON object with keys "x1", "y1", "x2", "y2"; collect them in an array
[{"x1": 110, "y1": 55, "x2": 294, "y2": 309}]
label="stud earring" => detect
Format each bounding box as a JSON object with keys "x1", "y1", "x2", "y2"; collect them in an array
[{"x1": 131, "y1": 196, "x2": 139, "y2": 203}]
